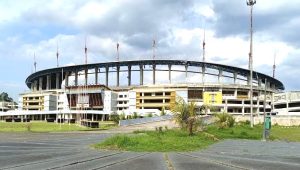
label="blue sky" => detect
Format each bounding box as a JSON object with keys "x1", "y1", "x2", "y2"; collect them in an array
[{"x1": 1, "y1": 0, "x2": 300, "y2": 100}]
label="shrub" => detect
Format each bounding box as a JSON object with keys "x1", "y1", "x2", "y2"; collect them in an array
[
  {"x1": 133, "y1": 112, "x2": 138, "y2": 119},
  {"x1": 227, "y1": 115, "x2": 235, "y2": 128},
  {"x1": 147, "y1": 113, "x2": 153, "y2": 117},
  {"x1": 244, "y1": 120, "x2": 250, "y2": 125},
  {"x1": 160, "y1": 107, "x2": 166, "y2": 116},
  {"x1": 119, "y1": 112, "x2": 126, "y2": 120},
  {"x1": 214, "y1": 112, "x2": 235, "y2": 129},
  {"x1": 109, "y1": 113, "x2": 120, "y2": 124}
]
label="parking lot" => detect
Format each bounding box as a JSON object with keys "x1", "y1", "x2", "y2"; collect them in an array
[{"x1": 0, "y1": 132, "x2": 300, "y2": 170}]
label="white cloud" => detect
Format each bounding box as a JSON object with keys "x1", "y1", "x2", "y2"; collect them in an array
[{"x1": 0, "y1": 0, "x2": 300, "y2": 98}]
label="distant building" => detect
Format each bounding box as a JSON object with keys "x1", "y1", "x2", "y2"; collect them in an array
[
  {"x1": 0, "y1": 60, "x2": 285, "y2": 122},
  {"x1": 273, "y1": 91, "x2": 300, "y2": 116}
]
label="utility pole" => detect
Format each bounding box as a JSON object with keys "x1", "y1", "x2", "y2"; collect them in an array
[
  {"x1": 84, "y1": 37, "x2": 87, "y2": 64},
  {"x1": 152, "y1": 37, "x2": 156, "y2": 60},
  {"x1": 116, "y1": 42, "x2": 120, "y2": 61},
  {"x1": 247, "y1": 0, "x2": 256, "y2": 128},
  {"x1": 262, "y1": 78, "x2": 267, "y2": 141},
  {"x1": 202, "y1": 29, "x2": 206, "y2": 63},
  {"x1": 56, "y1": 42, "x2": 59, "y2": 67},
  {"x1": 34, "y1": 53, "x2": 37, "y2": 72},
  {"x1": 273, "y1": 53, "x2": 276, "y2": 78}
]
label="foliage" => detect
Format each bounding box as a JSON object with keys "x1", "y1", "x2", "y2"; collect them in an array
[
  {"x1": 94, "y1": 129, "x2": 214, "y2": 152},
  {"x1": 147, "y1": 113, "x2": 153, "y2": 117},
  {"x1": 95, "y1": 125, "x2": 300, "y2": 152},
  {"x1": 200, "y1": 104, "x2": 210, "y2": 114},
  {"x1": 109, "y1": 113, "x2": 120, "y2": 124},
  {"x1": 172, "y1": 97, "x2": 201, "y2": 135},
  {"x1": 160, "y1": 107, "x2": 166, "y2": 116},
  {"x1": 133, "y1": 112, "x2": 138, "y2": 119},
  {"x1": 0, "y1": 92, "x2": 14, "y2": 102},
  {"x1": 119, "y1": 112, "x2": 126, "y2": 120},
  {"x1": 214, "y1": 112, "x2": 235, "y2": 129}
]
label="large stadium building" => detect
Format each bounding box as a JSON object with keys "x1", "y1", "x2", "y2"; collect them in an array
[{"x1": 0, "y1": 59, "x2": 288, "y2": 122}]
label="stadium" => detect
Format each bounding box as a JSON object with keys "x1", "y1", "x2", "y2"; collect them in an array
[{"x1": 0, "y1": 58, "x2": 286, "y2": 124}]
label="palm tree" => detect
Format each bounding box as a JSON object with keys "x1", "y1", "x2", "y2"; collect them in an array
[{"x1": 172, "y1": 97, "x2": 199, "y2": 135}]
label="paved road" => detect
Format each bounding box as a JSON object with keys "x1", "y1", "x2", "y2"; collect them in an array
[{"x1": 0, "y1": 132, "x2": 300, "y2": 170}]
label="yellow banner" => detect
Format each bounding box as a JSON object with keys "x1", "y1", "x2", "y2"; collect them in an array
[{"x1": 203, "y1": 92, "x2": 222, "y2": 104}]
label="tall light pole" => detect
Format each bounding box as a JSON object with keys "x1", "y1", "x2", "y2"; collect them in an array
[{"x1": 247, "y1": 0, "x2": 256, "y2": 128}]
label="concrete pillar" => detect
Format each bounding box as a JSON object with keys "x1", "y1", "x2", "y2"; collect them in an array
[
  {"x1": 56, "y1": 73, "x2": 60, "y2": 89},
  {"x1": 46, "y1": 75, "x2": 51, "y2": 90},
  {"x1": 128, "y1": 65, "x2": 131, "y2": 86},
  {"x1": 65, "y1": 72, "x2": 69, "y2": 87},
  {"x1": 153, "y1": 64, "x2": 156, "y2": 84},
  {"x1": 74, "y1": 71, "x2": 78, "y2": 86},
  {"x1": 117, "y1": 66, "x2": 120, "y2": 86},
  {"x1": 95, "y1": 67, "x2": 98, "y2": 85},
  {"x1": 185, "y1": 65, "x2": 188, "y2": 79},
  {"x1": 139, "y1": 65, "x2": 143, "y2": 85},
  {"x1": 247, "y1": 75, "x2": 251, "y2": 85},
  {"x1": 218, "y1": 70, "x2": 223, "y2": 84},
  {"x1": 39, "y1": 77, "x2": 43, "y2": 91},
  {"x1": 31, "y1": 83, "x2": 34, "y2": 91},
  {"x1": 202, "y1": 66, "x2": 205, "y2": 83},
  {"x1": 242, "y1": 100, "x2": 245, "y2": 116},
  {"x1": 84, "y1": 68, "x2": 88, "y2": 86},
  {"x1": 233, "y1": 72, "x2": 237, "y2": 84},
  {"x1": 34, "y1": 80, "x2": 38, "y2": 91},
  {"x1": 105, "y1": 66, "x2": 109, "y2": 86},
  {"x1": 271, "y1": 84, "x2": 276, "y2": 90},
  {"x1": 258, "y1": 78, "x2": 262, "y2": 87},
  {"x1": 168, "y1": 64, "x2": 172, "y2": 84}
]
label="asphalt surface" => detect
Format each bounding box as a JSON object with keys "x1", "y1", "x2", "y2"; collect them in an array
[{"x1": 0, "y1": 132, "x2": 300, "y2": 170}]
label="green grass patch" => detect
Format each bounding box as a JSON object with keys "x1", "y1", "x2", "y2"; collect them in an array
[
  {"x1": 271, "y1": 126, "x2": 300, "y2": 142},
  {"x1": 206, "y1": 124, "x2": 263, "y2": 140},
  {"x1": 96, "y1": 124, "x2": 300, "y2": 152},
  {"x1": 0, "y1": 121, "x2": 116, "y2": 132},
  {"x1": 94, "y1": 129, "x2": 215, "y2": 152}
]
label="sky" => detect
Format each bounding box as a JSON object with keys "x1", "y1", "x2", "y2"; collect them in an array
[{"x1": 0, "y1": 0, "x2": 300, "y2": 100}]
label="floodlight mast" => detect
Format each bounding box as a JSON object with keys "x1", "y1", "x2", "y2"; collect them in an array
[{"x1": 247, "y1": 0, "x2": 256, "y2": 128}]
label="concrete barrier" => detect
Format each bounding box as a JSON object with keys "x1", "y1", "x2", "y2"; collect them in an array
[
  {"x1": 119, "y1": 115, "x2": 173, "y2": 126},
  {"x1": 234, "y1": 115, "x2": 300, "y2": 126}
]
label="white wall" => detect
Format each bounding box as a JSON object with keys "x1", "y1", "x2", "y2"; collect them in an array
[{"x1": 129, "y1": 91, "x2": 136, "y2": 110}]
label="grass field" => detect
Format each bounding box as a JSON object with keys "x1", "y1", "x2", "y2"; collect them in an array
[
  {"x1": 94, "y1": 129, "x2": 215, "y2": 152},
  {"x1": 271, "y1": 126, "x2": 300, "y2": 142},
  {"x1": 95, "y1": 124, "x2": 300, "y2": 152},
  {"x1": 0, "y1": 121, "x2": 116, "y2": 132}
]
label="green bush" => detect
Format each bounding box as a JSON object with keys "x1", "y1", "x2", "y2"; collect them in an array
[
  {"x1": 160, "y1": 107, "x2": 166, "y2": 116},
  {"x1": 147, "y1": 113, "x2": 153, "y2": 117},
  {"x1": 227, "y1": 115, "x2": 235, "y2": 127},
  {"x1": 109, "y1": 113, "x2": 120, "y2": 124},
  {"x1": 133, "y1": 112, "x2": 138, "y2": 119},
  {"x1": 214, "y1": 112, "x2": 235, "y2": 129},
  {"x1": 119, "y1": 112, "x2": 126, "y2": 120},
  {"x1": 244, "y1": 120, "x2": 250, "y2": 125}
]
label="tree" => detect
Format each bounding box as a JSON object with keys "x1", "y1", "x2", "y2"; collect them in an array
[
  {"x1": 0, "y1": 92, "x2": 14, "y2": 102},
  {"x1": 172, "y1": 97, "x2": 200, "y2": 136}
]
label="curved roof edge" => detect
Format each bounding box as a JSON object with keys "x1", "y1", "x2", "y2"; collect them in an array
[{"x1": 25, "y1": 59, "x2": 285, "y2": 90}]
